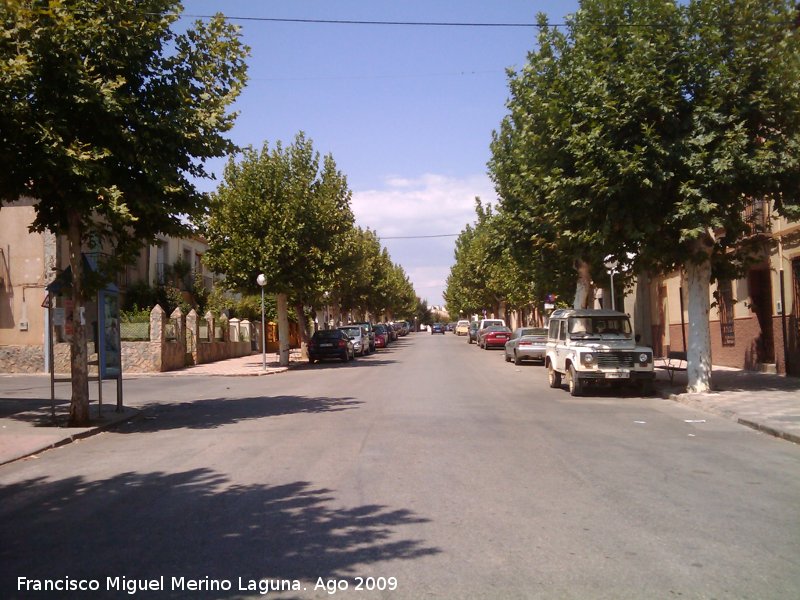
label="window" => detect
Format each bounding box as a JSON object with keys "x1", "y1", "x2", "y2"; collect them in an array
[{"x1": 718, "y1": 279, "x2": 735, "y2": 347}]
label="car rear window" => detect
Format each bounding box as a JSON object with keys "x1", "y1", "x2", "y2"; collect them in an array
[
  {"x1": 522, "y1": 328, "x2": 548, "y2": 337},
  {"x1": 313, "y1": 330, "x2": 341, "y2": 340},
  {"x1": 339, "y1": 327, "x2": 361, "y2": 337}
]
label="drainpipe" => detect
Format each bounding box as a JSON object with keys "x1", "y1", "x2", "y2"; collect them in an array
[{"x1": 779, "y1": 237, "x2": 789, "y2": 375}]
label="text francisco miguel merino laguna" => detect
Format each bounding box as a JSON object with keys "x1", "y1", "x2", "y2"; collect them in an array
[{"x1": 17, "y1": 576, "x2": 306, "y2": 595}]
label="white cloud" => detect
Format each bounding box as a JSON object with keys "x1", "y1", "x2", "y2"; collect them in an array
[{"x1": 351, "y1": 174, "x2": 497, "y2": 306}]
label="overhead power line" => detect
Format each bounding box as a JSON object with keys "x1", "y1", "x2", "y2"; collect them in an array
[
  {"x1": 180, "y1": 15, "x2": 548, "y2": 27},
  {"x1": 380, "y1": 233, "x2": 460, "y2": 240}
]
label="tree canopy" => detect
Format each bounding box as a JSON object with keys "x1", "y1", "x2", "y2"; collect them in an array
[
  {"x1": 0, "y1": 0, "x2": 248, "y2": 424},
  {"x1": 486, "y1": 0, "x2": 800, "y2": 391}
]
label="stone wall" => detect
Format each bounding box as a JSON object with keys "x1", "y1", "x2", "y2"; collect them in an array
[
  {"x1": 0, "y1": 345, "x2": 44, "y2": 373},
  {"x1": 0, "y1": 304, "x2": 257, "y2": 374}
]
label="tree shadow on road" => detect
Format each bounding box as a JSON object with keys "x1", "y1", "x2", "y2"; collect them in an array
[
  {"x1": 0, "y1": 469, "x2": 441, "y2": 597},
  {"x1": 111, "y1": 395, "x2": 364, "y2": 433}
]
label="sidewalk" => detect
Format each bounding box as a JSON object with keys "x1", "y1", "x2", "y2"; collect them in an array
[
  {"x1": 654, "y1": 362, "x2": 800, "y2": 445},
  {"x1": 1, "y1": 355, "x2": 798, "y2": 467},
  {"x1": 0, "y1": 351, "x2": 304, "y2": 466}
]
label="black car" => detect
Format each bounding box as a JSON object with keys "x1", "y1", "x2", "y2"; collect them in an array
[
  {"x1": 308, "y1": 330, "x2": 355, "y2": 364},
  {"x1": 431, "y1": 323, "x2": 445, "y2": 334}
]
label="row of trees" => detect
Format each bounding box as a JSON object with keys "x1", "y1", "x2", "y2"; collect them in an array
[
  {"x1": 448, "y1": 0, "x2": 800, "y2": 393},
  {"x1": 202, "y1": 132, "x2": 418, "y2": 365},
  {"x1": 1, "y1": 2, "x2": 418, "y2": 424}
]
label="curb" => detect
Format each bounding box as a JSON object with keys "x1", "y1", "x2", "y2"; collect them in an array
[
  {"x1": 737, "y1": 418, "x2": 800, "y2": 445},
  {"x1": 0, "y1": 408, "x2": 142, "y2": 467},
  {"x1": 662, "y1": 389, "x2": 799, "y2": 446}
]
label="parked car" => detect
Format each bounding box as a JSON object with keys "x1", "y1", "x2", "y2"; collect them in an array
[
  {"x1": 504, "y1": 327, "x2": 548, "y2": 365},
  {"x1": 478, "y1": 325, "x2": 512, "y2": 349},
  {"x1": 431, "y1": 323, "x2": 445, "y2": 334},
  {"x1": 373, "y1": 323, "x2": 389, "y2": 348},
  {"x1": 308, "y1": 329, "x2": 355, "y2": 364},
  {"x1": 478, "y1": 318, "x2": 506, "y2": 331},
  {"x1": 477, "y1": 319, "x2": 507, "y2": 347},
  {"x1": 467, "y1": 321, "x2": 480, "y2": 344},
  {"x1": 351, "y1": 322, "x2": 376, "y2": 352},
  {"x1": 455, "y1": 320, "x2": 470, "y2": 336},
  {"x1": 338, "y1": 325, "x2": 369, "y2": 356},
  {"x1": 384, "y1": 322, "x2": 398, "y2": 341},
  {"x1": 545, "y1": 308, "x2": 655, "y2": 396}
]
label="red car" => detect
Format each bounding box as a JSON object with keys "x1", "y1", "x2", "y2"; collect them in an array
[
  {"x1": 479, "y1": 326, "x2": 512, "y2": 349},
  {"x1": 373, "y1": 324, "x2": 389, "y2": 348}
]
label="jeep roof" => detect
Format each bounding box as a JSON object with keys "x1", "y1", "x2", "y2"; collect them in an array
[{"x1": 549, "y1": 308, "x2": 628, "y2": 319}]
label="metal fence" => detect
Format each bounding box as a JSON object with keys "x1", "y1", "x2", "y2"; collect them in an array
[{"x1": 120, "y1": 321, "x2": 150, "y2": 341}]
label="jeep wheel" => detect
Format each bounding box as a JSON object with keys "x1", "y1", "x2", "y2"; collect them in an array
[
  {"x1": 548, "y1": 363, "x2": 561, "y2": 388},
  {"x1": 568, "y1": 364, "x2": 583, "y2": 396}
]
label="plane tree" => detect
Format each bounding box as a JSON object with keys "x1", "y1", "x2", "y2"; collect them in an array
[
  {"x1": 489, "y1": 0, "x2": 800, "y2": 392},
  {"x1": 0, "y1": 0, "x2": 248, "y2": 424},
  {"x1": 202, "y1": 133, "x2": 354, "y2": 366}
]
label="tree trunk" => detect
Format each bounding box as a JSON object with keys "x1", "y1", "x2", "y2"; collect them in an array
[
  {"x1": 685, "y1": 240, "x2": 714, "y2": 393},
  {"x1": 573, "y1": 258, "x2": 593, "y2": 309},
  {"x1": 276, "y1": 293, "x2": 290, "y2": 367},
  {"x1": 67, "y1": 210, "x2": 90, "y2": 426},
  {"x1": 294, "y1": 302, "x2": 310, "y2": 360},
  {"x1": 315, "y1": 308, "x2": 326, "y2": 331}
]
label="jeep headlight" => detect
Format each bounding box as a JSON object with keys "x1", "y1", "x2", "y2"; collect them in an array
[
  {"x1": 582, "y1": 353, "x2": 594, "y2": 366},
  {"x1": 639, "y1": 352, "x2": 651, "y2": 364}
]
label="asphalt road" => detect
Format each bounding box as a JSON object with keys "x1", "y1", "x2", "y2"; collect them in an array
[{"x1": 1, "y1": 333, "x2": 799, "y2": 599}]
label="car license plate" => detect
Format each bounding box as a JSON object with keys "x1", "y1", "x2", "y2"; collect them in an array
[
  {"x1": 605, "y1": 372, "x2": 629, "y2": 379},
  {"x1": 320, "y1": 343, "x2": 333, "y2": 348}
]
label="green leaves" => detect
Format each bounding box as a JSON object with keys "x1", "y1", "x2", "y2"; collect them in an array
[{"x1": 487, "y1": 0, "x2": 800, "y2": 290}]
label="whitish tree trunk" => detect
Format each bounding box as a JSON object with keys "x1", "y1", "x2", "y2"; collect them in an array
[
  {"x1": 685, "y1": 240, "x2": 714, "y2": 393},
  {"x1": 276, "y1": 293, "x2": 290, "y2": 367},
  {"x1": 315, "y1": 308, "x2": 326, "y2": 331},
  {"x1": 294, "y1": 303, "x2": 310, "y2": 360},
  {"x1": 67, "y1": 210, "x2": 90, "y2": 426},
  {"x1": 573, "y1": 258, "x2": 593, "y2": 309}
]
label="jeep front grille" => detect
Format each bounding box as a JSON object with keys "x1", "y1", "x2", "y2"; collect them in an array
[{"x1": 595, "y1": 352, "x2": 635, "y2": 368}]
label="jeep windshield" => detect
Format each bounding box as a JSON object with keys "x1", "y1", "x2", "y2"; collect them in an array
[{"x1": 568, "y1": 317, "x2": 632, "y2": 339}]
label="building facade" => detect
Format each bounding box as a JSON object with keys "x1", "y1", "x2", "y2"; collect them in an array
[
  {"x1": 628, "y1": 206, "x2": 800, "y2": 376},
  {"x1": 0, "y1": 198, "x2": 218, "y2": 372}
]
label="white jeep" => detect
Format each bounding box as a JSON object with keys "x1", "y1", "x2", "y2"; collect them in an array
[{"x1": 545, "y1": 309, "x2": 655, "y2": 396}]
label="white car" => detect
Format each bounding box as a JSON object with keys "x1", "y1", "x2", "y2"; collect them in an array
[{"x1": 544, "y1": 309, "x2": 655, "y2": 396}]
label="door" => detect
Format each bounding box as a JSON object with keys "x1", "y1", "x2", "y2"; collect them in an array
[{"x1": 748, "y1": 268, "x2": 775, "y2": 363}]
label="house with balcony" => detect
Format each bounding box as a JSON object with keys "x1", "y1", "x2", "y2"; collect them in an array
[{"x1": 623, "y1": 200, "x2": 800, "y2": 376}]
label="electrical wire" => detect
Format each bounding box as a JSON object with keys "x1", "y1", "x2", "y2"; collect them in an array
[
  {"x1": 180, "y1": 15, "x2": 549, "y2": 28},
  {"x1": 380, "y1": 233, "x2": 460, "y2": 239}
]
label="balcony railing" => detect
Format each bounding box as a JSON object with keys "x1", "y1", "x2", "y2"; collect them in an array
[{"x1": 742, "y1": 199, "x2": 771, "y2": 236}]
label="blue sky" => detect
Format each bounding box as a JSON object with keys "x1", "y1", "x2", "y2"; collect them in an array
[{"x1": 183, "y1": 1, "x2": 580, "y2": 307}]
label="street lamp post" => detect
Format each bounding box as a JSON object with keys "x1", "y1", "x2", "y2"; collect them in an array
[
  {"x1": 604, "y1": 260, "x2": 618, "y2": 311},
  {"x1": 257, "y1": 273, "x2": 267, "y2": 371}
]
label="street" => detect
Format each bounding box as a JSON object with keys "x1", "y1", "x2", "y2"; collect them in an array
[{"x1": 1, "y1": 333, "x2": 799, "y2": 599}]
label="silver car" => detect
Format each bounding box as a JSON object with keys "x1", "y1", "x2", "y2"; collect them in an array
[
  {"x1": 504, "y1": 327, "x2": 548, "y2": 365},
  {"x1": 338, "y1": 325, "x2": 370, "y2": 356}
]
